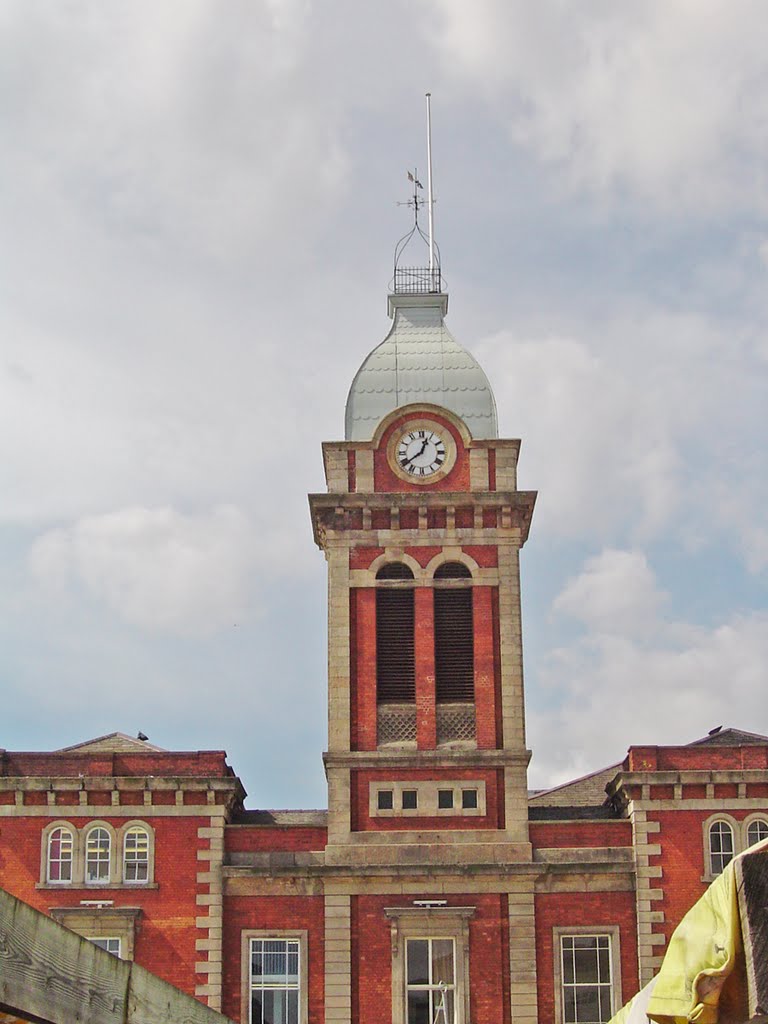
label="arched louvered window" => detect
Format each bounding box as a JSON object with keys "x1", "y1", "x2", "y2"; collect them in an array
[
  {"x1": 376, "y1": 563, "x2": 415, "y2": 703},
  {"x1": 434, "y1": 562, "x2": 474, "y2": 703},
  {"x1": 434, "y1": 562, "x2": 472, "y2": 580}
]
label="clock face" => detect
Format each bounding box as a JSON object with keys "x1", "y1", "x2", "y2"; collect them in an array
[{"x1": 396, "y1": 428, "x2": 447, "y2": 478}]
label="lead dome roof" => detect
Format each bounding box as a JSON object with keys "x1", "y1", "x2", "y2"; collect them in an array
[{"x1": 344, "y1": 292, "x2": 498, "y2": 441}]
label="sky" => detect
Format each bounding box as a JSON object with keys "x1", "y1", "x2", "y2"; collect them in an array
[{"x1": 2, "y1": 1, "x2": 767, "y2": 809}]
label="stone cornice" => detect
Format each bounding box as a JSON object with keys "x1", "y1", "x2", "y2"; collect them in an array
[
  {"x1": 321, "y1": 438, "x2": 522, "y2": 454},
  {"x1": 222, "y1": 854, "x2": 634, "y2": 885},
  {"x1": 607, "y1": 767, "x2": 768, "y2": 797},
  {"x1": 0, "y1": 775, "x2": 243, "y2": 794},
  {"x1": 0, "y1": 774, "x2": 245, "y2": 817},
  {"x1": 309, "y1": 490, "x2": 537, "y2": 549},
  {"x1": 322, "y1": 749, "x2": 532, "y2": 770}
]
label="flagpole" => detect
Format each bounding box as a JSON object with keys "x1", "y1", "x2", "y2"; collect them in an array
[{"x1": 425, "y1": 92, "x2": 435, "y2": 278}]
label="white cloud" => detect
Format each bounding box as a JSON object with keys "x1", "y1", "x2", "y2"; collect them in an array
[
  {"x1": 29, "y1": 505, "x2": 258, "y2": 633},
  {"x1": 528, "y1": 547, "x2": 768, "y2": 788},
  {"x1": 0, "y1": 1, "x2": 349, "y2": 268},
  {"x1": 476, "y1": 309, "x2": 767, "y2": 569},
  {"x1": 477, "y1": 327, "x2": 681, "y2": 539},
  {"x1": 553, "y1": 549, "x2": 664, "y2": 637},
  {"x1": 429, "y1": 0, "x2": 768, "y2": 210}
]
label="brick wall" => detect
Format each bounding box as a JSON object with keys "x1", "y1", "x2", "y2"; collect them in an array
[
  {"x1": 627, "y1": 744, "x2": 768, "y2": 771},
  {"x1": 221, "y1": 894, "x2": 325, "y2": 1022},
  {"x1": 225, "y1": 825, "x2": 328, "y2": 853},
  {"x1": 474, "y1": 585, "x2": 499, "y2": 748},
  {"x1": 351, "y1": 588, "x2": 376, "y2": 751},
  {"x1": 0, "y1": 813, "x2": 207, "y2": 996},
  {"x1": 535, "y1": 891, "x2": 638, "y2": 1024},
  {"x1": 0, "y1": 750, "x2": 232, "y2": 778},
  {"x1": 529, "y1": 821, "x2": 633, "y2": 849}
]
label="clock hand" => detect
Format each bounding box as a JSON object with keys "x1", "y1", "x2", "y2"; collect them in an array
[{"x1": 401, "y1": 438, "x2": 432, "y2": 468}]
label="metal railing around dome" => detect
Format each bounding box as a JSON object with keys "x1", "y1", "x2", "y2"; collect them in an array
[{"x1": 393, "y1": 265, "x2": 442, "y2": 295}]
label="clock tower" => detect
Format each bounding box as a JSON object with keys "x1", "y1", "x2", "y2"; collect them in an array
[{"x1": 309, "y1": 276, "x2": 537, "y2": 868}]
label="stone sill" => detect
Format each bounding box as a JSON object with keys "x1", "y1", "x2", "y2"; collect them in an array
[{"x1": 36, "y1": 882, "x2": 159, "y2": 891}]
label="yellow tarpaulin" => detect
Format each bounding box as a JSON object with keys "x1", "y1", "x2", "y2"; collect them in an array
[{"x1": 610, "y1": 837, "x2": 768, "y2": 1024}]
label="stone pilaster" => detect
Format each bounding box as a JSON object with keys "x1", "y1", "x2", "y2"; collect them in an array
[
  {"x1": 324, "y1": 891, "x2": 352, "y2": 1023},
  {"x1": 497, "y1": 542, "x2": 526, "y2": 752},
  {"x1": 508, "y1": 882, "x2": 538, "y2": 1024},
  {"x1": 469, "y1": 447, "x2": 489, "y2": 490},
  {"x1": 326, "y1": 540, "x2": 352, "y2": 845},
  {"x1": 327, "y1": 540, "x2": 351, "y2": 756}
]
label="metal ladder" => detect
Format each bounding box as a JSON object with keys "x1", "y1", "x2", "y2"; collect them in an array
[{"x1": 432, "y1": 982, "x2": 450, "y2": 1024}]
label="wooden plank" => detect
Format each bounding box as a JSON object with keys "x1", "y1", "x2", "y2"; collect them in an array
[
  {"x1": 0, "y1": 888, "x2": 232, "y2": 1024},
  {"x1": 0, "y1": 888, "x2": 128, "y2": 1024},
  {"x1": 127, "y1": 965, "x2": 226, "y2": 1024}
]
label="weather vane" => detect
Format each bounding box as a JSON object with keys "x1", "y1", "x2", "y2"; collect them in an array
[{"x1": 398, "y1": 168, "x2": 426, "y2": 222}]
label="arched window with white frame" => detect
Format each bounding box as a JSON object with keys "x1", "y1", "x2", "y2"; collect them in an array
[
  {"x1": 708, "y1": 820, "x2": 735, "y2": 876},
  {"x1": 746, "y1": 818, "x2": 768, "y2": 848},
  {"x1": 123, "y1": 825, "x2": 150, "y2": 883},
  {"x1": 85, "y1": 826, "x2": 111, "y2": 884},
  {"x1": 47, "y1": 826, "x2": 74, "y2": 883}
]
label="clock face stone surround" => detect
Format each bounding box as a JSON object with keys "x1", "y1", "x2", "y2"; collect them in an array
[{"x1": 386, "y1": 417, "x2": 458, "y2": 485}]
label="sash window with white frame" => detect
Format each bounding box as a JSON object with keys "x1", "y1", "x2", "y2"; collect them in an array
[
  {"x1": 47, "y1": 826, "x2": 74, "y2": 883},
  {"x1": 406, "y1": 937, "x2": 456, "y2": 1024},
  {"x1": 90, "y1": 936, "x2": 121, "y2": 957},
  {"x1": 746, "y1": 818, "x2": 768, "y2": 847},
  {"x1": 123, "y1": 826, "x2": 150, "y2": 883},
  {"x1": 708, "y1": 820, "x2": 735, "y2": 876},
  {"x1": 250, "y1": 938, "x2": 301, "y2": 1024},
  {"x1": 85, "y1": 826, "x2": 111, "y2": 883},
  {"x1": 559, "y1": 934, "x2": 614, "y2": 1024}
]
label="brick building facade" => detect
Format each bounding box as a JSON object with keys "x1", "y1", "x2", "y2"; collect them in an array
[{"x1": 1, "y1": 275, "x2": 766, "y2": 1024}]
